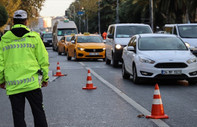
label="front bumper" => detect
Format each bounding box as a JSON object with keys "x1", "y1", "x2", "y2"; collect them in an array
[
  {"x1": 76, "y1": 49, "x2": 105, "y2": 59},
  {"x1": 136, "y1": 62, "x2": 197, "y2": 80}
]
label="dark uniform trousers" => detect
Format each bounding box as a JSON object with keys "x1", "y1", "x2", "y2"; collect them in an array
[{"x1": 9, "y1": 88, "x2": 48, "y2": 127}]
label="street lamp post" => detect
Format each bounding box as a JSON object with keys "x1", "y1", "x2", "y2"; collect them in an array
[
  {"x1": 72, "y1": 5, "x2": 76, "y2": 22},
  {"x1": 98, "y1": 0, "x2": 101, "y2": 34},
  {"x1": 149, "y1": 0, "x2": 153, "y2": 30},
  {"x1": 116, "y1": 0, "x2": 120, "y2": 23}
]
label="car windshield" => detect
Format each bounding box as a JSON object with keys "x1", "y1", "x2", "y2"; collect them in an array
[
  {"x1": 77, "y1": 36, "x2": 103, "y2": 43},
  {"x1": 66, "y1": 37, "x2": 72, "y2": 41},
  {"x1": 138, "y1": 37, "x2": 188, "y2": 50},
  {"x1": 178, "y1": 25, "x2": 197, "y2": 38},
  {"x1": 116, "y1": 26, "x2": 152, "y2": 38},
  {"x1": 43, "y1": 33, "x2": 52, "y2": 38},
  {"x1": 57, "y1": 29, "x2": 77, "y2": 36}
]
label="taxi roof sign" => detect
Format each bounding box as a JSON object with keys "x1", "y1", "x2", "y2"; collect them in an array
[
  {"x1": 84, "y1": 32, "x2": 90, "y2": 35},
  {"x1": 64, "y1": 19, "x2": 69, "y2": 23}
]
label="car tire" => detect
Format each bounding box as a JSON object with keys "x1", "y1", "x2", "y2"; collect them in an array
[
  {"x1": 188, "y1": 79, "x2": 197, "y2": 85},
  {"x1": 64, "y1": 48, "x2": 67, "y2": 56},
  {"x1": 67, "y1": 52, "x2": 71, "y2": 60},
  {"x1": 112, "y1": 53, "x2": 118, "y2": 67},
  {"x1": 74, "y1": 51, "x2": 78, "y2": 61},
  {"x1": 132, "y1": 65, "x2": 141, "y2": 84},
  {"x1": 57, "y1": 47, "x2": 61, "y2": 55},
  {"x1": 106, "y1": 57, "x2": 111, "y2": 65},
  {"x1": 122, "y1": 62, "x2": 130, "y2": 79}
]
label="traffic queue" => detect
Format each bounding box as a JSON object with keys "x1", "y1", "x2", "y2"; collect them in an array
[{"x1": 51, "y1": 22, "x2": 197, "y2": 85}]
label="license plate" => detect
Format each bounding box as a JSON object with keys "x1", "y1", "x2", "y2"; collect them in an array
[
  {"x1": 161, "y1": 70, "x2": 182, "y2": 75},
  {"x1": 89, "y1": 53, "x2": 99, "y2": 55}
]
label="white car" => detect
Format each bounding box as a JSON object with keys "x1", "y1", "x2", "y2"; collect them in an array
[{"x1": 122, "y1": 34, "x2": 197, "y2": 84}]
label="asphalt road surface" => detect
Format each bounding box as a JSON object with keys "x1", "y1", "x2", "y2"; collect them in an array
[{"x1": 0, "y1": 47, "x2": 197, "y2": 127}]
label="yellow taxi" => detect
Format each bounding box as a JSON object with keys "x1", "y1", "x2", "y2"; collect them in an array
[
  {"x1": 67, "y1": 33, "x2": 105, "y2": 61},
  {"x1": 57, "y1": 35, "x2": 74, "y2": 55}
]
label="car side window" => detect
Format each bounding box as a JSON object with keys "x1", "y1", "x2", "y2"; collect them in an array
[
  {"x1": 60, "y1": 37, "x2": 65, "y2": 42},
  {"x1": 108, "y1": 26, "x2": 115, "y2": 35},
  {"x1": 173, "y1": 26, "x2": 177, "y2": 35},
  {"x1": 128, "y1": 37, "x2": 136, "y2": 46}
]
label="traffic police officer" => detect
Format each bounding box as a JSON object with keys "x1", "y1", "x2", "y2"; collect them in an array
[{"x1": 0, "y1": 10, "x2": 49, "y2": 127}]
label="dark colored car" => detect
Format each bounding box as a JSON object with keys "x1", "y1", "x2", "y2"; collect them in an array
[{"x1": 42, "y1": 32, "x2": 52, "y2": 47}]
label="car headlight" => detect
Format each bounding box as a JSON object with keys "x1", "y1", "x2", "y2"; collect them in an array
[
  {"x1": 103, "y1": 48, "x2": 106, "y2": 50},
  {"x1": 77, "y1": 47, "x2": 84, "y2": 51},
  {"x1": 115, "y1": 44, "x2": 121, "y2": 49},
  {"x1": 187, "y1": 58, "x2": 197, "y2": 64},
  {"x1": 139, "y1": 56, "x2": 155, "y2": 64}
]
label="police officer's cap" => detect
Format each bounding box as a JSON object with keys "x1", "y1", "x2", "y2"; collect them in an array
[{"x1": 13, "y1": 10, "x2": 27, "y2": 19}]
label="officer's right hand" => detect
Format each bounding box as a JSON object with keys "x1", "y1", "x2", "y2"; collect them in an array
[
  {"x1": 0, "y1": 83, "x2": 5, "y2": 89},
  {"x1": 42, "y1": 81, "x2": 48, "y2": 87}
]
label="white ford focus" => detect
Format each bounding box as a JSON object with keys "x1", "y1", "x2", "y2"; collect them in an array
[{"x1": 122, "y1": 34, "x2": 197, "y2": 84}]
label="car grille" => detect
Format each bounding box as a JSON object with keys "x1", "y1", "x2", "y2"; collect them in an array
[
  {"x1": 85, "y1": 49, "x2": 103, "y2": 52},
  {"x1": 47, "y1": 40, "x2": 52, "y2": 43},
  {"x1": 154, "y1": 62, "x2": 188, "y2": 68},
  {"x1": 86, "y1": 55, "x2": 103, "y2": 57}
]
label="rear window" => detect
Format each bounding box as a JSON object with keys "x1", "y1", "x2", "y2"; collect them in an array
[{"x1": 116, "y1": 26, "x2": 152, "y2": 38}]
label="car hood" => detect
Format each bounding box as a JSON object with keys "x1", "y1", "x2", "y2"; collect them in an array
[
  {"x1": 114, "y1": 38, "x2": 131, "y2": 45},
  {"x1": 139, "y1": 50, "x2": 194, "y2": 62},
  {"x1": 77, "y1": 43, "x2": 105, "y2": 48}
]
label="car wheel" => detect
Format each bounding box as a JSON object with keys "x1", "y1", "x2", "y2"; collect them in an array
[
  {"x1": 122, "y1": 62, "x2": 130, "y2": 79},
  {"x1": 112, "y1": 54, "x2": 118, "y2": 67},
  {"x1": 64, "y1": 48, "x2": 67, "y2": 56},
  {"x1": 106, "y1": 57, "x2": 111, "y2": 65},
  {"x1": 74, "y1": 51, "x2": 78, "y2": 61},
  {"x1": 188, "y1": 79, "x2": 197, "y2": 85},
  {"x1": 132, "y1": 65, "x2": 140, "y2": 84},
  {"x1": 67, "y1": 52, "x2": 71, "y2": 60},
  {"x1": 57, "y1": 47, "x2": 61, "y2": 55}
]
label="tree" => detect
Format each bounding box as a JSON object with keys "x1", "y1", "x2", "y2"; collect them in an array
[{"x1": 0, "y1": 3, "x2": 8, "y2": 28}]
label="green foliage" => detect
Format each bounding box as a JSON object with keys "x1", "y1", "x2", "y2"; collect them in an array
[{"x1": 0, "y1": 4, "x2": 8, "y2": 27}]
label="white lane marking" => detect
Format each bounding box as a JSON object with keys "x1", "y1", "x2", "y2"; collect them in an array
[
  {"x1": 48, "y1": 71, "x2": 58, "y2": 82},
  {"x1": 79, "y1": 62, "x2": 169, "y2": 127}
]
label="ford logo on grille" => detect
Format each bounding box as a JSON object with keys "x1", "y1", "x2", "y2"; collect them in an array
[{"x1": 93, "y1": 49, "x2": 96, "y2": 52}]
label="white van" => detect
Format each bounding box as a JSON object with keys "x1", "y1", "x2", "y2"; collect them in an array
[
  {"x1": 164, "y1": 24, "x2": 197, "y2": 55},
  {"x1": 52, "y1": 19, "x2": 78, "y2": 51},
  {"x1": 105, "y1": 23, "x2": 153, "y2": 67}
]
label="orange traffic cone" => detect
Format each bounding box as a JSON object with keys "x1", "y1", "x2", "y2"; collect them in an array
[
  {"x1": 146, "y1": 84, "x2": 169, "y2": 119},
  {"x1": 53, "y1": 62, "x2": 67, "y2": 76},
  {"x1": 82, "y1": 69, "x2": 97, "y2": 90}
]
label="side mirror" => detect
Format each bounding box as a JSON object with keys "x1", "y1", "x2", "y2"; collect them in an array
[
  {"x1": 71, "y1": 40, "x2": 75, "y2": 44},
  {"x1": 107, "y1": 34, "x2": 114, "y2": 39},
  {"x1": 127, "y1": 46, "x2": 135, "y2": 51}
]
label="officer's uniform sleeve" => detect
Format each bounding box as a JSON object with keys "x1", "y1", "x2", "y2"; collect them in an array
[
  {"x1": 0, "y1": 40, "x2": 5, "y2": 84},
  {"x1": 34, "y1": 33, "x2": 49, "y2": 82}
]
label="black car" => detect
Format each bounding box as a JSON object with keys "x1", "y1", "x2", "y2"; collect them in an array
[{"x1": 42, "y1": 32, "x2": 52, "y2": 47}]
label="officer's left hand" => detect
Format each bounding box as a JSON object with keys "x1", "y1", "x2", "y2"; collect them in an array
[{"x1": 0, "y1": 83, "x2": 5, "y2": 89}]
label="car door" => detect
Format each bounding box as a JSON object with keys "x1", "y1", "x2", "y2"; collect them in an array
[
  {"x1": 106, "y1": 26, "x2": 115, "y2": 60},
  {"x1": 59, "y1": 37, "x2": 65, "y2": 52},
  {"x1": 68, "y1": 36, "x2": 77, "y2": 57},
  {"x1": 126, "y1": 36, "x2": 137, "y2": 74}
]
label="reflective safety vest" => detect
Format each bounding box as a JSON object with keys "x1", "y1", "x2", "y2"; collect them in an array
[{"x1": 0, "y1": 24, "x2": 49, "y2": 95}]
